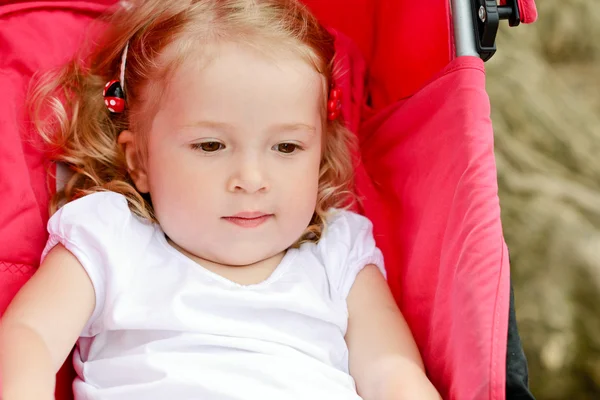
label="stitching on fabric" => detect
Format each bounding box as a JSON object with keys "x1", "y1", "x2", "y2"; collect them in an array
[
  {"x1": 0, "y1": 261, "x2": 35, "y2": 275},
  {"x1": 491, "y1": 239, "x2": 500, "y2": 400},
  {"x1": 490, "y1": 237, "x2": 508, "y2": 400},
  {"x1": 439, "y1": 62, "x2": 485, "y2": 80}
]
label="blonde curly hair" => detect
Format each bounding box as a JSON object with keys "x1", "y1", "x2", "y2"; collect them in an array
[{"x1": 32, "y1": 0, "x2": 356, "y2": 245}]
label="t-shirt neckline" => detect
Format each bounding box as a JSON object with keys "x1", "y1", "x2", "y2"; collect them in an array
[{"x1": 153, "y1": 225, "x2": 297, "y2": 289}]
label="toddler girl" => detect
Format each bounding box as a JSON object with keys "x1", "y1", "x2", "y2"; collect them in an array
[{"x1": 1, "y1": 1, "x2": 440, "y2": 399}]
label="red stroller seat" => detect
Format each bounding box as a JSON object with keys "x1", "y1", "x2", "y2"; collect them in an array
[{"x1": 0, "y1": 1, "x2": 537, "y2": 399}]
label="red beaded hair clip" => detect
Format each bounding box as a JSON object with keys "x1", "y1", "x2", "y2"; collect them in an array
[
  {"x1": 103, "y1": 80, "x2": 125, "y2": 113},
  {"x1": 327, "y1": 86, "x2": 342, "y2": 121},
  {"x1": 103, "y1": 42, "x2": 129, "y2": 114}
]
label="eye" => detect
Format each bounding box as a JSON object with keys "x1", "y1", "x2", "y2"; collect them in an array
[
  {"x1": 274, "y1": 143, "x2": 302, "y2": 154},
  {"x1": 192, "y1": 142, "x2": 225, "y2": 152}
]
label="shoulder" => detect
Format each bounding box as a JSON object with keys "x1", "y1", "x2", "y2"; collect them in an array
[
  {"x1": 47, "y1": 191, "x2": 151, "y2": 247},
  {"x1": 314, "y1": 209, "x2": 386, "y2": 299},
  {"x1": 55, "y1": 191, "x2": 130, "y2": 219},
  {"x1": 52, "y1": 191, "x2": 137, "y2": 226},
  {"x1": 321, "y1": 209, "x2": 376, "y2": 246},
  {"x1": 42, "y1": 192, "x2": 151, "y2": 337},
  {"x1": 326, "y1": 208, "x2": 374, "y2": 229}
]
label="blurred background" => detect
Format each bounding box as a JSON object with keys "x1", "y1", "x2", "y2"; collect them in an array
[{"x1": 486, "y1": 0, "x2": 600, "y2": 398}]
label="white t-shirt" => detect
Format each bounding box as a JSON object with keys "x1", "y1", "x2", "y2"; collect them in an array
[{"x1": 42, "y1": 192, "x2": 385, "y2": 400}]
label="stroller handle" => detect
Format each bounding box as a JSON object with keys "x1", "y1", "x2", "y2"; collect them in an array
[
  {"x1": 452, "y1": 0, "x2": 531, "y2": 61},
  {"x1": 451, "y1": 0, "x2": 479, "y2": 58}
]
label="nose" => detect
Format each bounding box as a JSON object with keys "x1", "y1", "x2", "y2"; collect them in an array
[{"x1": 227, "y1": 154, "x2": 269, "y2": 194}]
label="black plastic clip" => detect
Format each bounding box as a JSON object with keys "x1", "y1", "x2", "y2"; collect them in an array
[{"x1": 472, "y1": 0, "x2": 521, "y2": 61}]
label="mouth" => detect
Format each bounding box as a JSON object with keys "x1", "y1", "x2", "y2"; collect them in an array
[{"x1": 222, "y1": 212, "x2": 274, "y2": 228}]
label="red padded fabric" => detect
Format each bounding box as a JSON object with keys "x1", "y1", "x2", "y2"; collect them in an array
[
  {"x1": 0, "y1": 0, "x2": 111, "y2": 307},
  {"x1": 357, "y1": 57, "x2": 509, "y2": 400}
]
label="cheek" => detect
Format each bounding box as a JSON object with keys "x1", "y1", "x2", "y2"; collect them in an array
[
  {"x1": 145, "y1": 139, "x2": 226, "y2": 213},
  {"x1": 279, "y1": 151, "x2": 321, "y2": 209},
  {"x1": 145, "y1": 140, "x2": 184, "y2": 192},
  {"x1": 144, "y1": 140, "x2": 201, "y2": 218}
]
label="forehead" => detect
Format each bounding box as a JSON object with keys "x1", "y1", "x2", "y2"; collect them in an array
[{"x1": 156, "y1": 41, "x2": 325, "y2": 130}]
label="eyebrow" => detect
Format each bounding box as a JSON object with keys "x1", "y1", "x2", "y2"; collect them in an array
[
  {"x1": 181, "y1": 120, "x2": 235, "y2": 132},
  {"x1": 269, "y1": 123, "x2": 317, "y2": 135},
  {"x1": 181, "y1": 121, "x2": 317, "y2": 134}
]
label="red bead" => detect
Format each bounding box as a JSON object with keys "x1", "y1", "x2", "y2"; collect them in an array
[
  {"x1": 328, "y1": 107, "x2": 341, "y2": 121},
  {"x1": 104, "y1": 97, "x2": 125, "y2": 113},
  {"x1": 327, "y1": 85, "x2": 342, "y2": 121},
  {"x1": 328, "y1": 99, "x2": 337, "y2": 111},
  {"x1": 330, "y1": 87, "x2": 342, "y2": 100}
]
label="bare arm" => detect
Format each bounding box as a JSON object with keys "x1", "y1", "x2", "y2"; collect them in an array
[
  {"x1": 0, "y1": 244, "x2": 95, "y2": 400},
  {"x1": 346, "y1": 265, "x2": 441, "y2": 400}
]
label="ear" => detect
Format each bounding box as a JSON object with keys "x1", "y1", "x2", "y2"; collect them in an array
[{"x1": 117, "y1": 130, "x2": 150, "y2": 193}]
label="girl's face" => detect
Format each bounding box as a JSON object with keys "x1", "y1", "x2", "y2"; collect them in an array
[{"x1": 133, "y1": 42, "x2": 323, "y2": 267}]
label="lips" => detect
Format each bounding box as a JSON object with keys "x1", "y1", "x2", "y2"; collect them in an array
[{"x1": 222, "y1": 212, "x2": 273, "y2": 228}]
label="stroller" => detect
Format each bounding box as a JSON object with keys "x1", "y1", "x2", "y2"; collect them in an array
[{"x1": 0, "y1": 0, "x2": 538, "y2": 399}]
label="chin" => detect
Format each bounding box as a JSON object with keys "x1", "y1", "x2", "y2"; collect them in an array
[{"x1": 214, "y1": 245, "x2": 284, "y2": 267}]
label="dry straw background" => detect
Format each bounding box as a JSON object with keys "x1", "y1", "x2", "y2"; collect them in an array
[{"x1": 486, "y1": 0, "x2": 600, "y2": 398}]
